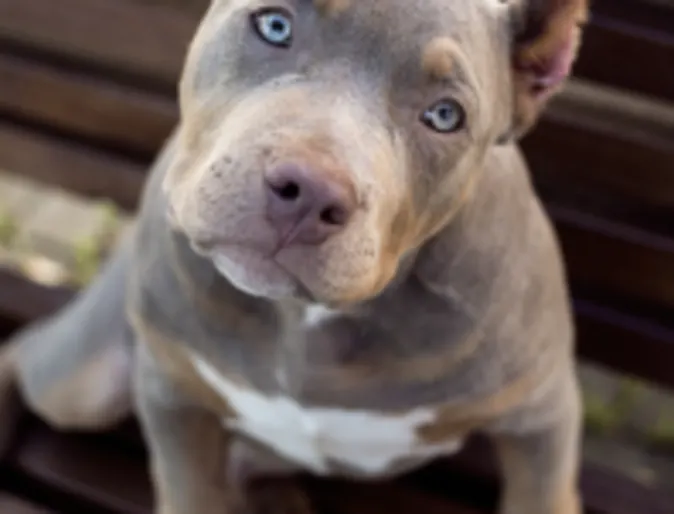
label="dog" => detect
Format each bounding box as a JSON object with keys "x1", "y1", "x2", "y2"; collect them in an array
[{"x1": 0, "y1": 0, "x2": 589, "y2": 513}]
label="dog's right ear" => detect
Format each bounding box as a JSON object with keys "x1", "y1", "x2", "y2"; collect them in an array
[{"x1": 501, "y1": 0, "x2": 589, "y2": 142}]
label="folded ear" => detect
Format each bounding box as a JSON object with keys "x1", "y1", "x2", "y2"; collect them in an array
[{"x1": 505, "y1": 0, "x2": 589, "y2": 140}]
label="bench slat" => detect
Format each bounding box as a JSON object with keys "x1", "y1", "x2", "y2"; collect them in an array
[
  {"x1": 0, "y1": 495, "x2": 52, "y2": 514},
  {"x1": 0, "y1": 0, "x2": 193, "y2": 87},
  {"x1": 414, "y1": 436, "x2": 674, "y2": 514},
  {"x1": 574, "y1": 298, "x2": 674, "y2": 391},
  {"x1": 577, "y1": 0, "x2": 674, "y2": 102},
  {"x1": 552, "y1": 205, "x2": 674, "y2": 311},
  {"x1": 0, "y1": 52, "x2": 176, "y2": 156},
  {"x1": 0, "y1": 121, "x2": 144, "y2": 210},
  {"x1": 525, "y1": 81, "x2": 674, "y2": 211},
  {"x1": 11, "y1": 421, "x2": 152, "y2": 514},
  {"x1": 306, "y1": 479, "x2": 486, "y2": 514}
]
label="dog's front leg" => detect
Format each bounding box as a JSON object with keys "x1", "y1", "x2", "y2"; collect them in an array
[
  {"x1": 491, "y1": 378, "x2": 583, "y2": 514},
  {"x1": 133, "y1": 343, "x2": 242, "y2": 514}
]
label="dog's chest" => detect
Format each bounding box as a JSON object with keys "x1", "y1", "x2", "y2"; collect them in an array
[{"x1": 190, "y1": 353, "x2": 462, "y2": 476}]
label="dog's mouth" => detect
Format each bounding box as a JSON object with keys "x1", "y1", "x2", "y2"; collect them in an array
[
  {"x1": 191, "y1": 237, "x2": 313, "y2": 300},
  {"x1": 166, "y1": 199, "x2": 298, "y2": 298},
  {"x1": 163, "y1": 151, "x2": 393, "y2": 305}
]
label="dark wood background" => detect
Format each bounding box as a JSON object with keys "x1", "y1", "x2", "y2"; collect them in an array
[{"x1": 0, "y1": 0, "x2": 672, "y2": 513}]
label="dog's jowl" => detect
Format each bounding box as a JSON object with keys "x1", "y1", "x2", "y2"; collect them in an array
[{"x1": 0, "y1": 1, "x2": 589, "y2": 513}]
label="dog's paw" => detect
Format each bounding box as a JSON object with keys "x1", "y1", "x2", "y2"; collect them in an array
[{"x1": 246, "y1": 479, "x2": 315, "y2": 514}]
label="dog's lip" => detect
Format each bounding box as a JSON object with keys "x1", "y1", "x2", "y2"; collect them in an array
[
  {"x1": 191, "y1": 232, "x2": 314, "y2": 261},
  {"x1": 191, "y1": 237, "x2": 275, "y2": 258},
  {"x1": 196, "y1": 239, "x2": 291, "y2": 276},
  {"x1": 203, "y1": 241, "x2": 323, "y2": 300}
]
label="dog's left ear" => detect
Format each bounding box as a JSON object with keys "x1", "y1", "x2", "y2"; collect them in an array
[{"x1": 502, "y1": 0, "x2": 589, "y2": 141}]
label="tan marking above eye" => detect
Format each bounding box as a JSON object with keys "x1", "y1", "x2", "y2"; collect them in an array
[
  {"x1": 313, "y1": 0, "x2": 351, "y2": 17},
  {"x1": 421, "y1": 37, "x2": 459, "y2": 81}
]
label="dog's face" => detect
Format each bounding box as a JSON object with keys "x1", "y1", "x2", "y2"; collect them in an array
[{"x1": 165, "y1": 0, "x2": 586, "y2": 306}]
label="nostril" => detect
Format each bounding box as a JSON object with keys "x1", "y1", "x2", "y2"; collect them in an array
[
  {"x1": 265, "y1": 163, "x2": 356, "y2": 244},
  {"x1": 320, "y1": 205, "x2": 347, "y2": 226},
  {"x1": 272, "y1": 180, "x2": 301, "y2": 201}
]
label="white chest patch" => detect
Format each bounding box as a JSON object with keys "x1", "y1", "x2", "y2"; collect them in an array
[{"x1": 190, "y1": 354, "x2": 463, "y2": 476}]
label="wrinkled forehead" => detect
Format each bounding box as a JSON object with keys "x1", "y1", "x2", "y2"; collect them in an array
[
  {"x1": 312, "y1": 0, "x2": 497, "y2": 32},
  {"x1": 311, "y1": 0, "x2": 498, "y2": 60}
]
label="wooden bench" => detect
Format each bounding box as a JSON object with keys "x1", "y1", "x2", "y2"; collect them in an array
[{"x1": 0, "y1": 0, "x2": 672, "y2": 512}]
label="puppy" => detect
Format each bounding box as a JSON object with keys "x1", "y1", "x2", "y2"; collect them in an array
[{"x1": 0, "y1": 1, "x2": 589, "y2": 513}]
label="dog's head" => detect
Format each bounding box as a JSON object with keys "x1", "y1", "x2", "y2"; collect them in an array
[{"x1": 165, "y1": 0, "x2": 587, "y2": 306}]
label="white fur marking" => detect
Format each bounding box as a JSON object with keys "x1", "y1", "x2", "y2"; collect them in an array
[
  {"x1": 303, "y1": 304, "x2": 339, "y2": 328},
  {"x1": 482, "y1": 0, "x2": 509, "y2": 9},
  {"x1": 275, "y1": 367, "x2": 289, "y2": 389},
  {"x1": 210, "y1": 250, "x2": 295, "y2": 300},
  {"x1": 190, "y1": 354, "x2": 462, "y2": 475}
]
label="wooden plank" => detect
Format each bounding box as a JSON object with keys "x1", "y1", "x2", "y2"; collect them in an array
[
  {"x1": 574, "y1": 298, "x2": 674, "y2": 391},
  {"x1": 551, "y1": 205, "x2": 674, "y2": 311},
  {"x1": 580, "y1": 461, "x2": 674, "y2": 514},
  {"x1": 524, "y1": 80, "x2": 674, "y2": 210},
  {"x1": 0, "y1": 267, "x2": 71, "y2": 324},
  {"x1": 0, "y1": 52, "x2": 177, "y2": 156},
  {"x1": 306, "y1": 478, "x2": 486, "y2": 514},
  {"x1": 0, "y1": 369, "x2": 22, "y2": 460},
  {"x1": 574, "y1": 0, "x2": 674, "y2": 101},
  {"x1": 0, "y1": 0, "x2": 196, "y2": 87},
  {"x1": 0, "y1": 495, "x2": 52, "y2": 514},
  {"x1": 0, "y1": 121, "x2": 144, "y2": 211},
  {"x1": 132, "y1": 0, "x2": 210, "y2": 19},
  {"x1": 10, "y1": 421, "x2": 151, "y2": 514},
  {"x1": 416, "y1": 436, "x2": 674, "y2": 514}
]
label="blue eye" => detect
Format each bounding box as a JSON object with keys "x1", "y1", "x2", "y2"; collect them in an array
[
  {"x1": 252, "y1": 9, "x2": 293, "y2": 47},
  {"x1": 421, "y1": 99, "x2": 465, "y2": 133}
]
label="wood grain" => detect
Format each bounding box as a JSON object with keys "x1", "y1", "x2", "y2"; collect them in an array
[
  {"x1": 0, "y1": 0, "x2": 195, "y2": 87},
  {"x1": 0, "y1": 121, "x2": 144, "y2": 210},
  {"x1": 577, "y1": 0, "x2": 674, "y2": 101},
  {"x1": 0, "y1": 52, "x2": 177, "y2": 156}
]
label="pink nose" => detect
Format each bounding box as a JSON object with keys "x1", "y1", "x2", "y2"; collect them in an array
[{"x1": 265, "y1": 163, "x2": 357, "y2": 246}]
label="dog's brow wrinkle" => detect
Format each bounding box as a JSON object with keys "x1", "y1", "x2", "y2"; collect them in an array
[
  {"x1": 313, "y1": 0, "x2": 350, "y2": 16},
  {"x1": 421, "y1": 38, "x2": 458, "y2": 81}
]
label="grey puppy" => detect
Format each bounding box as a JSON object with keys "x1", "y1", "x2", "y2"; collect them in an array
[{"x1": 0, "y1": 0, "x2": 589, "y2": 513}]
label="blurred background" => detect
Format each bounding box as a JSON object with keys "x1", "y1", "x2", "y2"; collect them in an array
[{"x1": 0, "y1": 0, "x2": 671, "y2": 513}]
